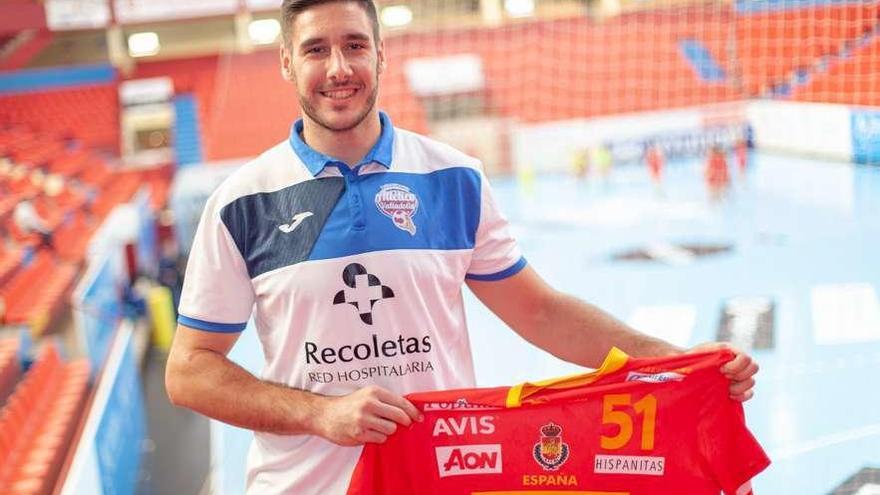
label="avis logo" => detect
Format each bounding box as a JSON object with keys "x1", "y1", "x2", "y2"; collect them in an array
[
  {"x1": 435, "y1": 445, "x2": 502, "y2": 477},
  {"x1": 432, "y1": 416, "x2": 495, "y2": 436}
]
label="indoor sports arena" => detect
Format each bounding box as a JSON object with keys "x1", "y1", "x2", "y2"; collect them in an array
[{"x1": 0, "y1": 0, "x2": 879, "y2": 494}]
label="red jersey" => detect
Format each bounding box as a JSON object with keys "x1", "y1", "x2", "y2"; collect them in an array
[
  {"x1": 646, "y1": 148, "x2": 663, "y2": 181},
  {"x1": 346, "y1": 348, "x2": 769, "y2": 495},
  {"x1": 706, "y1": 152, "x2": 730, "y2": 187},
  {"x1": 735, "y1": 143, "x2": 749, "y2": 175}
]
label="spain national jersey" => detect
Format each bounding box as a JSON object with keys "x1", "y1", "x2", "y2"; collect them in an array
[{"x1": 346, "y1": 348, "x2": 770, "y2": 495}]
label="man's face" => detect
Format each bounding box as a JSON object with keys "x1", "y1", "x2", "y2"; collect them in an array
[{"x1": 281, "y1": 2, "x2": 385, "y2": 133}]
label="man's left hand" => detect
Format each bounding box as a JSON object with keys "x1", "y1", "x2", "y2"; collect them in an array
[{"x1": 690, "y1": 342, "x2": 759, "y2": 402}]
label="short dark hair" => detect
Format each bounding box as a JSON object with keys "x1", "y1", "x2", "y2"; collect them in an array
[{"x1": 280, "y1": 0, "x2": 381, "y2": 48}]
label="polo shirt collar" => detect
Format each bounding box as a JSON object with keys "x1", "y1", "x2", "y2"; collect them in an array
[{"x1": 289, "y1": 111, "x2": 394, "y2": 176}]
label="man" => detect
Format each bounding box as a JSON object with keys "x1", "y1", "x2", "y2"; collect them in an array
[
  {"x1": 735, "y1": 138, "x2": 750, "y2": 178},
  {"x1": 706, "y1": 144, "x2": 731, "y2": 201},
  {"x1": 165, "y1": 1, "x2": 759, "y2": 494},
  {"x1": 645, "y1": 141, "x2": 664, "y2": 190},
  {"x1": 12, "y1": 193, "x2": 53, "y2": 249}
]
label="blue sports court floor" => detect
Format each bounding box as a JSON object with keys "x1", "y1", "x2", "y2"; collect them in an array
[{"x1": 220, "y1": 152, "x2": 880, "y2": 495}]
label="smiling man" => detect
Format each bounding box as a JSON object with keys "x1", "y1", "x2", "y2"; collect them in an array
[{"x1": 164, "y1": 1, "x2": 761, "y2": 494}]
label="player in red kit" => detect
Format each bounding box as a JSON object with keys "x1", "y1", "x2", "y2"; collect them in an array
[
  {"x1": 644, "y1": 143, "x2": 664, "y2": 192},
  {"x1": 705, "y1": 145, "x2": 730, "y2": 201},
  {"x1": 735, "y1": 139, "x2": 749, "y2": 178}
]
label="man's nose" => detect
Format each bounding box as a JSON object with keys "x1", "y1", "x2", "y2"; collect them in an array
[{"x1": 327, "y1": 48, "x2": 354, "y2": 80}]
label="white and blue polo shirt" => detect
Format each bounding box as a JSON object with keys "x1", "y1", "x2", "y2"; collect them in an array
[{"x1": 178, "y1": 112, "x2": 526, "y2": 495}]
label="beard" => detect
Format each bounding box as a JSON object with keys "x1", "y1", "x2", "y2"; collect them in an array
[{"x1": 297, "y1": 76, "x2": 379, "y2": 133}]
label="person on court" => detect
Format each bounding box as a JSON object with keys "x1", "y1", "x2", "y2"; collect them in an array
[
  {"x1": 735, "y1": 138, "x2": 750, "y2": 178},
  {"x1": 165, "y1": 1, "x2": 760, "y2": 494},
  {"x1": 645, "y1": 142, "x2": 665, "y2": 191},
  {"x1": 571, "y1": 147, "x2": 590, "y2": 180},
  {"x1": 705, "y1": 144, "x2": 731, "y2": 201},
  {"x1": 594, "y1": 141, "x2": 614, "y2": 185}
]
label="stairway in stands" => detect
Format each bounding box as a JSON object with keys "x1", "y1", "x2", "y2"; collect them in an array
[{"x1": 173, "y1": 94, "x2": 204, "y2": 166}]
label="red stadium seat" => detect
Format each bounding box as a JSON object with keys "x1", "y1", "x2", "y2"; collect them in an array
[
  {"x1": 0, "y1": 344, "x2": 90, "y2": 495},
  {"x1": 0, "y1": 245, "x2": 25, "y2": 287},
  {"x1": 0, "y1": 85, "x2": 119, "y2": 153},
  {"x1": 795, "y1": 35, "x2": 880, "y2": 107},
  {"x1": 736, "y1": 3, "x2": 880, "y2": 99},
  {"x1": 0, "y1": 253, "x2": 80, "y2": 335},
  {"x1": 0, "y1": 339, "x2": 21, "y2": 406},
  {"x1": 53, "y1": 214, "x2": 98, "y2": 263},
  {"x1": 90, "y1": 170, "x2": 143, "y2": 218}
]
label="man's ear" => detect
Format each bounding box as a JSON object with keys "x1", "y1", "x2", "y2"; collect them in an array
[
  {"x1": 376, "y1": 38, "x2": 386, "y2": 75},
  {"x1": 280, "y1": 44, "x2": 294, "y2": 81}
]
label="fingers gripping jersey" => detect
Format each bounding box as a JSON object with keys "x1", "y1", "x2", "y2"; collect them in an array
[{"x1": 346, "y1": 349, "x2": 770, "y2": 495}]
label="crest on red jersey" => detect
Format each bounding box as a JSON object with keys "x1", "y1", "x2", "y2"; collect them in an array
[{"x1": 533, "y1": 422, "x2": 569, "y2": 470}]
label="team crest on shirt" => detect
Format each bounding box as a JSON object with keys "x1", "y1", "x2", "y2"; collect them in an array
[
  {"x1": 533, "y1": 422, "x2": 570, "y2": 471},
  {"x1": 375, "y1": 183, "x2": 419, "y2": 236}
]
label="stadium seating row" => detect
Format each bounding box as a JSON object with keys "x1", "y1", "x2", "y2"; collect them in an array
[
  {"x1": 0, "y1": 252, "x2": 79, "y2": 334},
  {"x1": 0, "y1": 127, "x2": 111, "y2": 181},
  {"x1": 795, "y1": 34, "x2": 880, "y2": 107},
  {"x1": 735, "y1": 2, "x2": 880, "y2": 97},
  {"x1": 0, "y1": 85, "x2": 119, "y2": 153},
  {"x1": 0, "y1": 123, "x2": 171, "y2": 336},
  {"x1": 0, "y1": 246, "x2": 25, "y2": 288},
  {"x1": 0, "y1": 344, "x2": 90, "y2": 495}
]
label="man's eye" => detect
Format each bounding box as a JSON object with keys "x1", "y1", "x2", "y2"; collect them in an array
[
  {"x1": 348, "y1": 43, "x2": 366, "y2": 50},
  {"x1": 307, "y1": 47, "x2": 327, "y2": 54}
]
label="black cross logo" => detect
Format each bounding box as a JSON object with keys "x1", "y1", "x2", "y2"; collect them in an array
[{"x1": 332, "y1": 263, "x2": 395, "y2": 325}]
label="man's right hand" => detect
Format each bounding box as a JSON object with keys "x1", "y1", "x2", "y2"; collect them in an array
[{"x1": 316, "y1": 385, "x2": 423, "y2": 446}]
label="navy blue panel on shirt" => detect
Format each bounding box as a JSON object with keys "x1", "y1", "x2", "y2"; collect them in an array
[
  {"x1": 220, "y1": 177, "x2": 346, "y2": 278},
  {"x1": 309, "y1": 167, "x2": 482, "y2": 261}
]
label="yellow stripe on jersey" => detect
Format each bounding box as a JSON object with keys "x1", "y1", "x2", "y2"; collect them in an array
[{"x1": 505, "y1": 347, "x2": 630, "y2": 408}]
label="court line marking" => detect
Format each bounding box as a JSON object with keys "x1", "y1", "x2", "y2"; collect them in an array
[{"x1": 770, "y1": 423, "x2": 880, "y2": 461}]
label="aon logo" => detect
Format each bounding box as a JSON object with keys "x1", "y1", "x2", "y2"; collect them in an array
[{"x1": 435, "y1": 444, "x2": 502, "y2": 477}]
